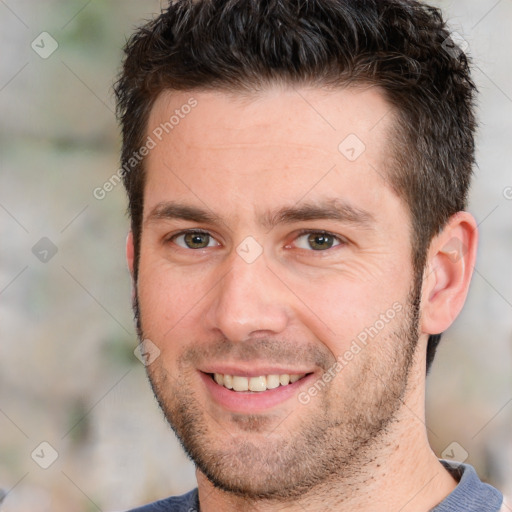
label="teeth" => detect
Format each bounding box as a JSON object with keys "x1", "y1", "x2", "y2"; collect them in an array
[
  {"x1": 249, "y1": 376, "x2": 266, "y2": 391},
  {"x1": 266, "y1": 374, "x2": 280, "y2": 389},
  {"x1": 213, "y1": 372, "x2": 306, "y2": 392},
  {"x1": 223, "y1": 374, "x2": 233, "y2": 389},
  {"x1": 279, "y1": 374, "x2": 290, "y2": 386},
  {"x1": 232, "y1": 376, "x2": 249, "y2": 391}
]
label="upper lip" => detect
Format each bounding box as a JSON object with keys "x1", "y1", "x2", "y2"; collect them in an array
[{"x1": 199, "y1": 365, "x2": 316, "y2": 377}]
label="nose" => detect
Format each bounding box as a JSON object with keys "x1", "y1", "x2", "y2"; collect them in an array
[{"x1": 203, "y1": 248, "x2": 290, "y2": 342}]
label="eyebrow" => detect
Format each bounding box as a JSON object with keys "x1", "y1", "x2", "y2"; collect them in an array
[
  {"x1": 261, "y1": 199, "x2": 375, "y2": 230},
  {"x1": 145, "y1": 199, "x2": 375, "y2": 230},
  {"x1": 145, "y1": 202, "x2": 221, "y2": 226}
]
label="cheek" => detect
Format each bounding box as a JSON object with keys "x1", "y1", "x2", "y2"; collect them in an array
[
  {"x1": 284, "y1": 272, "x2": 408, "y2": 356},
  {"x1": 137, "y1": 259, "x2": 209, "y2": 340}
]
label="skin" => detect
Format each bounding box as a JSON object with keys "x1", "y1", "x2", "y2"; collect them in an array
[{"x1": 126, "y1": 85, "x2": 478, "y2": 511}]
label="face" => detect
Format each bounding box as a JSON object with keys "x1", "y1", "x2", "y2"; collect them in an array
[{"x1": 133, "y1": 85, "x2": 422, "y2": 499}]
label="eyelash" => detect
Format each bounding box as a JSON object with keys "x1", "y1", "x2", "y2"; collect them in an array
[
  {"x1": 167, "y1": 229, "x2": 347, "y2": 252},
  {"x1": 167, "y1": 230, "x2": 218, "y2": 249},
  {"x1": 291, "y1": 229, "x2": 346, "y2": 249}
]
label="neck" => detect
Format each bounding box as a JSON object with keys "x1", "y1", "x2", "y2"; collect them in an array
[{"x1": 196, "y1": 352, "x2": 458, "y2": 511}]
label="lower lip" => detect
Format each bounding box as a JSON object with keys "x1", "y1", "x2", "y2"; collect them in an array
[{"x1": 200, "y1": 372, "x2": 315, "y2": 414}]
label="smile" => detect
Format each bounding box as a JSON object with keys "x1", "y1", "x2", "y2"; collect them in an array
[
  {"x1": 211, "y1": 372, "x2": 308, "y2": 392},
  {"x1": 201, "y1": 370, "x2": 316, "y2": 413}
]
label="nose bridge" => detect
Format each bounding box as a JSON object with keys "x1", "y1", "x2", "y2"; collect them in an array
[{"x1": 204, "y1": 246, "x2": 289, "y2": 341}]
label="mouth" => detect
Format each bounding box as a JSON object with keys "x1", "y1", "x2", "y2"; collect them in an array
[
  {"x1": 209, "y1": 372, "x2": 309, "y2": 392},
  {"x1": 200, "y1": 368, "x2": 316, "y2": 413}
]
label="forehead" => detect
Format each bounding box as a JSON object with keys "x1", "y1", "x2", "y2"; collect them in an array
[
  {"x1": 143, "y1": 85, "x2": 401, "y2": 223},
  {"x1": 147, "y1": 84, "x2": 393, "y2": 152}
]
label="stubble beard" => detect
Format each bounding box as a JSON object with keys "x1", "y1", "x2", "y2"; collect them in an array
[{"x1": 133, "y1": 279, "x2": 422, "y2": 501}]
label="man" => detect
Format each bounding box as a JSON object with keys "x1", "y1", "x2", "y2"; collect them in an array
[{"x1": 115, "y1": 0, "x2": 504, "y2": 510}]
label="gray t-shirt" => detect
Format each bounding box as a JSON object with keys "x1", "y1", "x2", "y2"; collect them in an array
[
  {"x1": 126, "y1": 460, "x2": 503, "y2": 511},
  {"x1": 431, "y1": 460, "x2": 503, "y2": 511}
]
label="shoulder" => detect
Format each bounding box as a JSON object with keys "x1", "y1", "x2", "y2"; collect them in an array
[
  {"x1": 122, "y1": 488, "x2": 199, "y2": 512},
  {"x1": 432, "y1": 460, "x2": 503, "y2": 512}
]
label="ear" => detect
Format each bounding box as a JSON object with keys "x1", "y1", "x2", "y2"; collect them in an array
[
  {"x1": 420, "y1": 212, "x2": 478, "y2": 335},
  {"x1": 126, "y1": 231, "x2": 135, "y2": 280}
]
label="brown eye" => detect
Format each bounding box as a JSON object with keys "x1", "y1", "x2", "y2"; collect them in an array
[
  {"x1": 307, "y1": 233, "x2": 335, "y2": 250},
  {"x1": 173, "y1": 231, "x2": 217, "y2": 249},
  {"x1": 294, "y1": 231, "x2": 343, "y2": 251}
]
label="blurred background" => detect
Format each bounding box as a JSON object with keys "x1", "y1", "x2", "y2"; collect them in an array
[{"x1": 0, "y1": 1, "x2": 511, "y2": 510}]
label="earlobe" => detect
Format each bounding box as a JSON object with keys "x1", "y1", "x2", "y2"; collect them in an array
[
  {"x1": 126, "y1": 231, "x2": 135, "y2": 279},
  {"x1": 420, "y1": 212, "x2": 478, "y2": 335}
]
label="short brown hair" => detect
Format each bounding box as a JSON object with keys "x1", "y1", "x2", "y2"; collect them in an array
[{"x1": 114, "y1": 0, "x2": 477, "y2": 372}]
